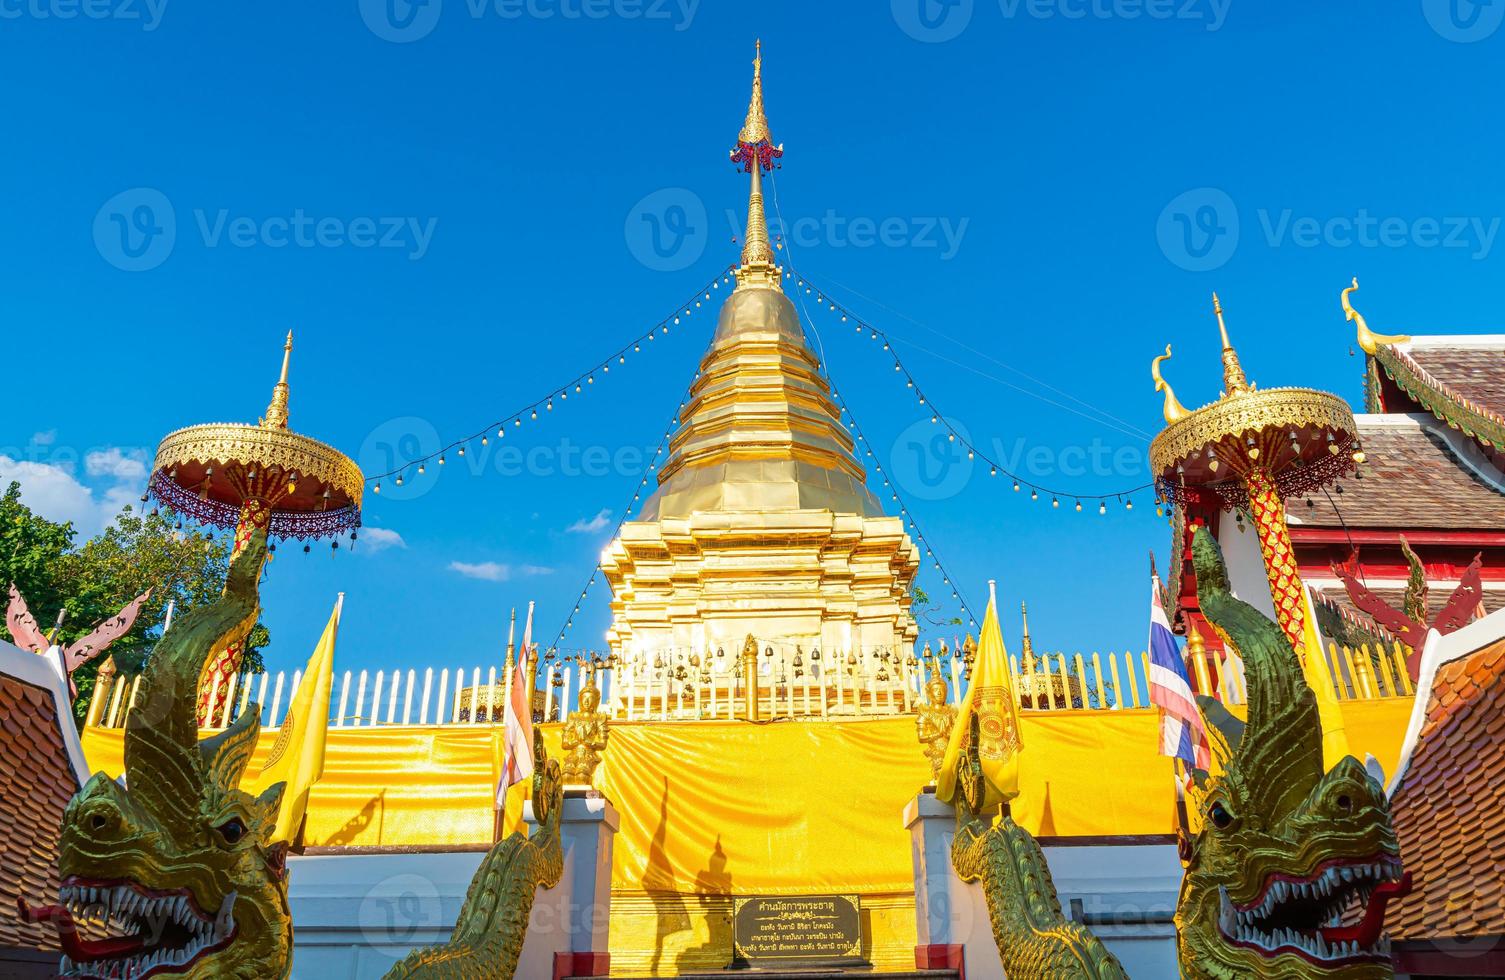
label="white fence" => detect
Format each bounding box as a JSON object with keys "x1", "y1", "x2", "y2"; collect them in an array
[{"x1": 85, "y1": 639, "x2": 1411, "y2": 731}]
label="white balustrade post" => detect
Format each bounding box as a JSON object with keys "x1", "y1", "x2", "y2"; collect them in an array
[
  {"x1": 336, "y1": 670, "x2": 352, "y2": 727},
  {"x1": 419, "y1": 668, "x2": 433, "y2": 725}
]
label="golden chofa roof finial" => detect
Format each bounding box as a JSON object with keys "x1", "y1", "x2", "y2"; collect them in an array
[
  {"x1": 1212, "y1": 292, "x2": 1252, "y2": 397},
  {"x1": 260, "y1": 330, "x2": 293, "y2": 429},
  {"x1": 1151, "y1": 344, "x2": 1192, "y2": 424},
  {"x1": 1342, "y1": 278, "x2": 1410, "y2": 355},
  {"x1": 730, "y1": 39, "x2": 784, "y2": 292}
]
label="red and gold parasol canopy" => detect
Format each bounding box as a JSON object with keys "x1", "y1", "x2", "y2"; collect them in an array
[{"x1": 147, "y1": 333, "x2": 363, "y2": 540}]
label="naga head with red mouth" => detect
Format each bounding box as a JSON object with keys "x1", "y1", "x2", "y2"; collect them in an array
[
  {"x1": 22, "y1": 533, "x2": 293, "y2": 979},
  {"x1": 1177, "y1": 529, "x2": 1410, "y2": 979}
]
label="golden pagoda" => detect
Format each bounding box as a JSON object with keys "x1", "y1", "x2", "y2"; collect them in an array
[{"x1": 601, "y1": 43, "x2": 920, "y2": 663}]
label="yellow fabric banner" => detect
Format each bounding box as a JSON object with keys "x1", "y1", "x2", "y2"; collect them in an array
[
  {"x1": 1300, "y1": 584, "x2": 1352, "y2": 768},
  {"x1": 243, "y1": 595, "x2": 341, "y2": 843},
  {"x1": 935, "y1": 590, "x2": 1022, "y2": 808},
  {"x1": 79, "y1": 701, "x2": 1411, "y2": 894}
]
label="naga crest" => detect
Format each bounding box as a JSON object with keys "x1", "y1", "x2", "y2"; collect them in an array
[
  {"x1": 23, "y1": 531, "x2": 292, "y2": 979},
  {"x1": 1177, "y1": 529, "x2": 1409, "y2": 979},
  {"x1": 384, "y1": 730, "x2": 565, "y2": 979}
]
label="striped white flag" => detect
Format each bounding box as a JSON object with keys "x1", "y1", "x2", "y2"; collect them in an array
[{"x1": 497, "y1": 601, "x2": 535, "y2": 804}]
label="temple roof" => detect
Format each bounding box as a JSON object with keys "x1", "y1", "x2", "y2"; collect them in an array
[
  {"x1": 1387, "y1": 630, "x2": 1505, "y2": 941},
  {"x1": 0, "y1": 643, "x2": 88, "y2": 957},
  {"x1": 1369, "y1": 336, "x2": 1505, "y2": 455},
  {"x1": 1287, "y1": 414, "x2": 1505, "y2": 531}
]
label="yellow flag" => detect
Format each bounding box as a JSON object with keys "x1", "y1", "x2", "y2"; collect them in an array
[
  {"x1": 246, "y1": 594, "x2": 341, "y2": 843},
  {"x1": 935, "y1": 583, "x2": 1023, "y2": 808},
  {"x1": 1299, "y1": 585, "x2": 1351, "y2": 769}
]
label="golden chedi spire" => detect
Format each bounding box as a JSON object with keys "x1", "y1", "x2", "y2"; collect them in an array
[
  {"x1": 637, "y1": 41, "x2": 880, "y2": 521},
  {"x1": 1342, "y1": 278, "x2": 1410, "y2": 355},
  {"x1": 731, "y1": 39, "x2": 784, "y2": 292},
  {"x1": 1212, "y1": 293, "x2": 1252, "y2": 397},
  {"x1": 260, "y1": 331, "x2": 293, "y2": 429},
  {"x1": 1019, "y1": 601, "x2": 1035, "y2": 661}
]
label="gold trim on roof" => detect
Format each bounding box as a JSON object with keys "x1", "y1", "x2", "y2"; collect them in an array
[
  {"x1": 1151, "y1": 345, "x2": 1191, "y2": 424},
  {"x1": 1342, "y1": 278, "x2": 1410, "y2": 355},
  {"x1": 738, "y1": 39, "x2": 772, "y2": 147}
]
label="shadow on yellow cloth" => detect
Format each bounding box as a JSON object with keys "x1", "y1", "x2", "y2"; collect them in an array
[{"x1": 78, "y1": 702, "x2": 1412, "y2": 893}]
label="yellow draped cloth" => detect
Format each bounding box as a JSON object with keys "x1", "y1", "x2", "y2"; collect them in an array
[{"x1": 79, "y1": 702, "x2": 1410, "y2": 894}]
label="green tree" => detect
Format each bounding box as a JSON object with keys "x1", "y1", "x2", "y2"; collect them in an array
[
  {"x1": 0, "y1": 487, "x2": 270, "y2": 724},
  {"x1": 0, "y1": 482, "x2": 75, "y2": 625}
]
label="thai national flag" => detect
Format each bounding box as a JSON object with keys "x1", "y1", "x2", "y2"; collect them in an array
[
  {"x1": 1147, "y1": 576, "x2": 1210, "y2": 770},
  {"x1": 498, "y1": 603, "x2": 536, "y2": 805}
]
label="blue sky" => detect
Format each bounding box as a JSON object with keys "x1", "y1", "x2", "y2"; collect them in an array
[{"x1": 2, "y1": 0, "x2": 1503, "y2": 677}]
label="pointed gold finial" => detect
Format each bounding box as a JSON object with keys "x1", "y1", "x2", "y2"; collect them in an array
[
  {"x1": 261, "y1": 330, "x2": 293, "y2": 429},
  {"x1": 738, "y1": 39, "x2": 770, "y2": 147},
  {"x1": 1212, "y1": 292, "x2": 1251, "y2": 397},
  {"x1": 1019, "y1": 601, "x2": 1035, "y2": 660},
  {"x1": 1152, "y1": 344, "x2": 1192, "y2": 424},
  {"x1": 731, "y1": 41, "x2": 784, "y2": 292},
  {"x1": 1342, "y1": 278, "x2": 1410, "y2": 355}
]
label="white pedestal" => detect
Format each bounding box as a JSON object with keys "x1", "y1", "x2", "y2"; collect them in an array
[
  {"x1": 905, "y1": 791, "x2": 1005, "y2": 980},
  {"x1": 905, "y1": 791, "x2": 1184, "y2": 980},
  {"x1": 517, "y1": 790, "x2": 619, "y2": 979}
]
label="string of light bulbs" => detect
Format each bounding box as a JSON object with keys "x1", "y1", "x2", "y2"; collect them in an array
[
  {"x1": 829, "y1": 385, "x2": 980, "y2": 632},
  {"x1": 367, "y1": 266, "x2": 734, "y2": 492},
  {"x1": 789, "y1": 273, "x2": 1158, "y2": 515},
  {"x1": 538, "y1": 374, "x2": 698, "y2": 660}
]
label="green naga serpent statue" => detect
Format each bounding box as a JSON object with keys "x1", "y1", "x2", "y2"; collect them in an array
[
  {"x1": 21, "y1": 530, "x2": 294, "y2": 979},
  {"x1": 383, "y1": 730, "x2": 564, "y2": 980},
  {"x1": 950, "y1": 712, "x2": 1130, "y2": 979},
  {"x1": 1178, "y1": 528, "x2": 1411, "y2": 979}
]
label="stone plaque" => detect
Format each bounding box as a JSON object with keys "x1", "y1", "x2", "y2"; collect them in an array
[{"x1": 731, "y1": 894, "x2": 864, "y2": 967}]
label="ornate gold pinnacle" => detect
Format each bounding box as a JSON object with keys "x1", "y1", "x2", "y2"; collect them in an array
[
  {"x1": 1213, "y1": 293, "x2": 1251, "y2": 397},
  {"x1": 261, "y1": 330, "x2": 293, "y2": 429},
  {"x1": 732, "y1": 40, "x2": 784, "y2": 292}
]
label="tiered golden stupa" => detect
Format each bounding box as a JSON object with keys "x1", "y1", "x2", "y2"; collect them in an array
[{"x1": 602, "y1": 43, "x2": 920, "y2": 661}]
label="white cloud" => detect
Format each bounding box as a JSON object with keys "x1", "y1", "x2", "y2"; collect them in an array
[
  {"x1": 449, "y1": 561, "x2": 510, "y2": 581},
  {"x1": 0, "y1": 454, "x2": 143, "y2": 537},
  {"x1": 85, "y1": 447, "x2": 148, "y2": 480},
  {"x1": 357, "y1": 527, "x2": 406, "y2": 553},
  {"x1": 448, "y1": 560, "x2": 553, "y2": 582},
  {"x1": 566, "y1": 508, "x2": 612, "y2": 534}
]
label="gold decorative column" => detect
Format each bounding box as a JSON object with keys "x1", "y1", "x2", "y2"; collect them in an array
[{"x1": 1149, "y1": 295, "x2": 1361, "y2": 649}]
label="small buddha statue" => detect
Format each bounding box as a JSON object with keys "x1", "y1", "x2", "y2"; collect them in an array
[
  {"x1": 915, "y1": 671, "x2": 957, "y2": 783},
  {"x1": 561, "y1": 674, "x2": 610, "y2": 787}
]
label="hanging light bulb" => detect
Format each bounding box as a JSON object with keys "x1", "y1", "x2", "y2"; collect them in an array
[
  {"x1": 1052, "y1": 497, "x2": 1060, "y2": 508},
  {"x1": 1098, "y1": 501, "x2": 1107, "y2": 515},
  {"x1": 373, "y1": 482, "x2": 381, "y2": 494}
]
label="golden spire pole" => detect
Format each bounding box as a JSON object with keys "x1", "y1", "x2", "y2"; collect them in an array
[
  {"x1": 1212, "y1": 293, "x2": 1250, "y2": 396},
  {"x1": 731, "y1": 39, "x2": 784, "y2": 292}
]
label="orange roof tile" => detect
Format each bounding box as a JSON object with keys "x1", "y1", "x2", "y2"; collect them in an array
[
  {"x1": 0, "y1": 675, "x2": 82, "y2": 953},
  {"x1": 1388, "y1": 636, "x2": 1505, "y2": 939}
]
